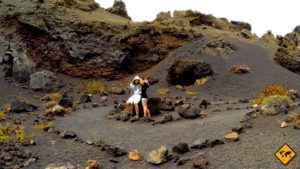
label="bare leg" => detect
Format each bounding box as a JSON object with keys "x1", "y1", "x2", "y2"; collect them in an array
[
  {"x1": 134, "y1": 103, "x2": 139, "y2": 118},
  {"x1": 142, "y1": 99, "x2": 151, "y2": 117},
  {"x1": 125, "y1": 103, "x2": 131, "y2": 114}
]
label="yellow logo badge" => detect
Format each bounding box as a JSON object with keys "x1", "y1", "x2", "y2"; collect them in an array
[{"x1": 275, "y1": 143, "x2": 297, "y2": 165}]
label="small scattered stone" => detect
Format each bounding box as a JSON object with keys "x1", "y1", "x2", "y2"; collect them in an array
[
  {"x1": 177, "y1": 157, "x2": 190, "y2": 166},
  {"x1": 92, "y1": 103, "x2": 99, "y2": 108},
  {"x1": 59, "y1": 97, "x2": 74, "y2": 108},
  {"x1": 241, "y1": 121, "x2": 253, "y2": 128},
  {"x1": 101, "y1": 96, "x2": 108, "y2": 102},
  {"x1": 172, "y1": 142, "x2": 190, "y2": 154},
  {"x1": 60, "y1": 130, "x2": 77, "y2": 139},
  {"x1": 231, "y1": 126, "x2": 244, "y2": 134},
  {"x1": 174, "y1": 100, "x2": 183, "y2": 106},
  {"x1": 106, "y1": 146, "x2": 127, "y2": 157},
  {"x1": 281, "y1": 121, "x2": 288, "y2": 128},
  {"x1": 210, "y1": 139, "x2": 225, "y2": 147},
  {"x1": 86, "y1": 140, "x2": 94, "y2": 145},
  {"x1": 86, "y1": 160, "x2": 100, "y2": 169},
  {"x1": 128, "y1": 150, "x2": 144, "y2": 161},
  {"x1": 181, "y1": 104, "x2": 190, "y2": 110},
  {"x1": 120, "y1": 113, "x2": 130, "y2": 122},
  {"x1": 224, "y1": 132, "x2": 239, "y2": 142},
  {"x1": 293, "y1": 124, "x2": 300, "y2": 130},
  {"x1": 130, "y1": 116, "x2": 139, "y2": 123},
  {"x1": 109, "y1": 158, "x2": 119, "y2": 163},
  {"x1": 191, "y1": 139, "x2": 209, "y2": 149},
  {"x1": 192, "y1": 152, "x2": 208, "y2": 168},
  {"x1": 80, "y1": 94, "x2": 92, "y2": 103},
  {"x1": 199, "y1": 100, "x2": 209, "y2": 109},
  {"x1": 147, "y1": 146, "x2": 169, "y2": 165}
]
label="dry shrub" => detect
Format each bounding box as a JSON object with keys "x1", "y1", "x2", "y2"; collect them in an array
[
  {"x1": 81, "y1": 81, "x2": 106, "y2": 94},
  {"x1": 261, "y1": 95, "x2": 292, "y2": 106},
  {"x1": 288, "y1": 112, "x2": 300, "y2": 124},
  {"x1": 0, "y1": 111, "x2": 6, "y2": 121},
  {"x1": 175, "y1": 85, "x2": 183, "y2": 89},
  {"x1": 195, "y1": 76, "x2": 210, "y2": 85},
  {"x1": 48, "y1": 93, "x2": 62, "y2": 101},
  {"x1": 260, "y1": 107, "x2": 277, "y2": 116},
  {"x1": 252, "y1": 84, "x2": 289, "y2": 105},
  {"x1": 33, "y1": 122, "x2": 53, "y2": 131},
  {"x1": 0, "y1": 125, "x2": 32, "y2": 144},
  {"x1": 185, "y1": 91, "x2": 198, "y2": 96},
  {"x1": 0, "y1": 126, "x2": 12, "y2": 144},
  {"x1": 156, "y1": 88, "x2": 169, "y2": 95},
  {"x1": 2, "y1": 104, "x2": 11, "y2": 113},
  {"x1": 261, "y1": 31, "x2": 277, "y2": 45}
]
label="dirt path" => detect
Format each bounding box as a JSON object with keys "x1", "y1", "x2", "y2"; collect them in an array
[{"x1": 54, "y1": 105, "x2": 248, "y2": 153}]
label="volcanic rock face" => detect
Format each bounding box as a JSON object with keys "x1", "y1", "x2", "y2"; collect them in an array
[
  {"x1": 166, "y1": 59, "x2": 213, "y2": 86},
  {"x1": 273, "y1": 26, "x2": 300, "y2": 74},
  {"x1": 0, "y1": 0, "x2": 255, "y2": 81},
  {"x1": 0, "y1": 0, "x2": 191, "y2": 80}
]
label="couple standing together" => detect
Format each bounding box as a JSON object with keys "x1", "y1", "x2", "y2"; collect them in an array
[{"x1": 125, "y1": 76, "x2": 151, "y2": 118}]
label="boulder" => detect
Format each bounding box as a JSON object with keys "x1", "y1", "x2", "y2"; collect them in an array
[
  {"x1": 177, "y1": 106, "x2": 201, "y2": 119},
  {"x1": 148, "y1": 97, "x2": 161, "y2": 115},
  {"x1": 229, "y1": 65, "x2": 251, "y2": 74},
  {"x1": 110, "y1": 86, "x2": 126, "y2": 95},
  {"x1": 60, "y1": 130, "x2": 77, "y2": 139},
  {"x1": 224, "y1": 132, "x2": 239, "y2": 142},
  {"x1": 166, "y1": 59, "x2": 213, "y2": 86},
  {"x1": 107, "y1": 0, "x2": 131, "y2": 20},
  {"x1": 160, "y1": 101, "x2": 175, "y2": 111},
  {"x1": 147, "y1": 146, "x2": 169, "y2": 165},
  {"x1": 192, "y1": 152, "x2": 208, "y2": 169},
  {"x1": 11, "y1": 100, "x2": 38, "y2": 113},
  {"x1": 172, "y1": 142, "x2": 190, "y2": 154},
  {"x1": 128, "y1": 150, "x2": 144, "y2": 161},
  {"x1": 29, "y1": 71, "x2": 61, "y2": 92},
  {"x1": 12, "y1": 54, "x2": 36, "y2": 83}
]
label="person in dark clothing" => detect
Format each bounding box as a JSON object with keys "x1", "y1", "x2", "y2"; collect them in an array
[{"x1": 140, "y1": 77, "x2": 151, "y2": 117}]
